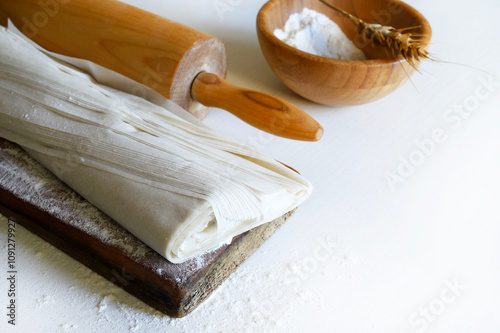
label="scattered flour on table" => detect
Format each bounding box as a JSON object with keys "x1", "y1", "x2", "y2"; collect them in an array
[
  {"x1": 274, "y1": 8, "x2": 366, "y2": 60},
  {"x1": 36, "y1": 294, "x2": 55, "y2": 308},
  {"x1": 59, "y1": 324, "x2": 78, "y2": 331},
  {"x1": 162, "y1": 236, "x2": 361, "y2": 333},
  {"x1": 0, "y1": 213, "x2": 361, "y2": 332}
]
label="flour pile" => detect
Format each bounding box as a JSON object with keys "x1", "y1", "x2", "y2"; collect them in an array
[{"x1": 274, "y1": 8, "x2": 366, "y2": 60}]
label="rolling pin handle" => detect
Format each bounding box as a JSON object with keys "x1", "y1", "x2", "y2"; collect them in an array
[{"x1": 191, "y1": 72, "x2": 323, "y2": 141}]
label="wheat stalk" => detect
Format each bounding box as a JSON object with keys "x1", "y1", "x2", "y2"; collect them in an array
[{"x1": 319, "y1": 0, "x2": 429, "y2": 67}]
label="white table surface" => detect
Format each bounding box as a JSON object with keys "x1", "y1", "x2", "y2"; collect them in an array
[{"x1": 1, "y1": 0, "x2": 500, "y2": 332}]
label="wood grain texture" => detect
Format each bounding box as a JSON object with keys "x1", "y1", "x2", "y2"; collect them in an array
[
  {"x1": 192, "y1": 72, "x2": 323, "y2": 141},
  {"x1": 0, "y1": 0, "x2": 227, "y2": 119},
  {"x1": 257, "y1": 0, "x2": 432, "y2": 106},
  {"x1": 0, "y1": 138, "x2": 294, "y2": 317}
]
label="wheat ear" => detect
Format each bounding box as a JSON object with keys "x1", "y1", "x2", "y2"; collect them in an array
[{"x1": 319, "y1": 0, "x2": 429, "y2": 67}]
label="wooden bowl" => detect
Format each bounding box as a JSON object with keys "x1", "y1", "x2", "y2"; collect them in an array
[{"x1": 256, "y1": 0, "x2": 432, "y2": 106}]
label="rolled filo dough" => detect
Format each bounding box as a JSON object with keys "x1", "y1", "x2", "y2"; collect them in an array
[{"x1": 0, "y1": 27, "x2": 312, "y2": 263}]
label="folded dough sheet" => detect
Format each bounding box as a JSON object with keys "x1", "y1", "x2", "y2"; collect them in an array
[{"x1": 0, "y1": 27, "x2": 312, "y2": 263}]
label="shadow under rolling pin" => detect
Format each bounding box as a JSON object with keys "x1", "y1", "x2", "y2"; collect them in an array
[{"x1": 0, "y1": 0, "x2": 323, "y2": 141}]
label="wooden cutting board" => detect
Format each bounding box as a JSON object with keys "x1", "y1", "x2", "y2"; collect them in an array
[{"x1": 0, "y1": 137, "x2": 293, "y2": 317}]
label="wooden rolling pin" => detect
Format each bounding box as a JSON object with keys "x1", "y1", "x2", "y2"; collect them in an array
[{"x1": 0, "y1": 0, "x2": 323, "y2": 141}]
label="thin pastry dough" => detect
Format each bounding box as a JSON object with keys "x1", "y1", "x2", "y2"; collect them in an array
[{"x1": 0, "y1": 27, "x2": 312, "y2": 263}]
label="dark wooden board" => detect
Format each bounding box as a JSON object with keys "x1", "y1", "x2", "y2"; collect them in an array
[
  {"x1": 0, "y1": 138, "x2": 293, "y2": 317},
  {"x1": 0, "y1": 9, "x2": 7, "y2": 27}
]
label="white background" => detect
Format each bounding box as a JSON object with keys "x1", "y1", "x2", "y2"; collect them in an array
[{"x1": 1, "y1": 0, "x2": 500, "y2": 332}]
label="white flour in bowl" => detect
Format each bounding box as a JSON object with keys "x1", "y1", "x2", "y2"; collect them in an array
[{"x1": 274, "y1": 8, "x2": 366, "y2": 60}]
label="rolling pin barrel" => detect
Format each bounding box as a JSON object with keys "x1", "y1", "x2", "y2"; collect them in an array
[
  {"x1": 0, "y1": 0, "x2": 323, "y2": 141},
  {"x1": 0, "y1": 0, "x2": 227, "y2": 120}
]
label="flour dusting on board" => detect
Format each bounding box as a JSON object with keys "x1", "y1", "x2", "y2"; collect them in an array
[
  {"x1": 0, "y1": 140, "x2": 222, "y2": 283},
  {"x1": 0, "y1": 142, "x2": 149, "y2": 260},
  {"x1": 274, "y1": 8, "x2": 366, "y2": 60}
]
